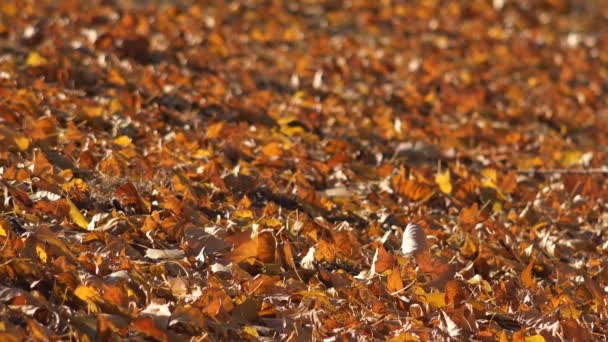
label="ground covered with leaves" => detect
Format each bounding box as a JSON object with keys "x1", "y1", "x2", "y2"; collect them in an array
[{"x1": 0, "y1": 0, "x2": 607, "y2": 341}]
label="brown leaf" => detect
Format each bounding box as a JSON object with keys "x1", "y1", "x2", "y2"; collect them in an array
[
  {"x1": 115, "y1": 182, "x2": 147, "y2": 214},
  {"x1": 444, "y1": 280, "x2": 466, "y2": 308}
]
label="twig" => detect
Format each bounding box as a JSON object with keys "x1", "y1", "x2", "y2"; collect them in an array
[{"x1": 517, "y1": 168, "x2": 608, "y2": 175}]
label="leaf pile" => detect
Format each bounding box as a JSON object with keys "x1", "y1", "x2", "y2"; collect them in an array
[{"x1": 1, "y1": 0, "x2": 608, "y2": 340}]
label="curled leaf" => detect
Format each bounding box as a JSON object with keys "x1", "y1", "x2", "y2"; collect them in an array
[
  {"x1": 67, "y1": 198, "x2": 89, "y2": 230},
  {"x1": 401, "y1": 223, "x2": 427, "y2": 256}
]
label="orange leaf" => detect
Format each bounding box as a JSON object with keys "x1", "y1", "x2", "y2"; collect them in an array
[
  {"x1": 373, "y1": 245, "x2": 394, "y2": 274},
  {"x1": 131, "y1": 316, "x2": 168, "y2": 342},
  {"x1": 387, "y1": 266, "x2": 404, "y2": 293},
  {"x1": 392, "y1": 175, "x2": 434, "y2": 202},
  {"x1": 198, "y1": 286, "x2": 234, "y2": 317},
  {"x1": 260, "y1": 142, "x2": 283, "y2": 158},
  {"x1": 521, "y1": 259, "x2": 537, "y2": 291},
  {"x1": 459, "y1": 203, "x2": 479, "y2": 228},
  {"x1": 206, "y1": 121, "x2": 225, "y2": 139},
  {"x1": 227, "y1": 231, "x2": 275, "y2": 264},
  {"x1": 281, "y1": 241, "x2": 296, "y2": 270}
]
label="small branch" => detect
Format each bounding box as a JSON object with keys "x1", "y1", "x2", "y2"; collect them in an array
[{"x1": 517, "y1": 168, "x2": 608, "y2": 175}]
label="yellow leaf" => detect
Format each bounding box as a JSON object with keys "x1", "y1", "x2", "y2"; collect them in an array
[
  {"x1": 560, "y1": 303, "x2": 582, "y2": 319},
  {"x1": 36, "y1": 244, "x2": 47, "y2": 263},
  {"x1": 192, "y1": 148, "x2": 212, "y2": 159},
  {"x1": 83, "y1": 106, "x2": 104, "y2": 118},
  {"x1": 498, "y1": 331, "x2": 509, "y2": 342},
  {"x1": 277, "y1": 116, "x2": 305, "y2": 137},
  {"x1": 109, "y1": 98, "x2": 123, "y2": 113},
  {"x1": 492, "y1": 201, "x2": 502, "y2": 213},
  {"x1": 113, "y1": 135, "x2": 132, "y2": 147},
  {"x1": 481, "y1": 168, "x2": 508, "y2": 200},
  {"x1": 233, "y1": 209, "x2": 254, "y2": 220},
  {"x1": 62, "y1": 178, "x2": 89, "y2": 194},
  {"x1": 562, "y1": 150, "x2": 582, "y2": 166},
  {"x1": 14, "y1": 136, "x2": 30, "y2": 151},
  {"x1": 0, "y1": 219, "x2": 8, "y2": 237},
  {"x1": 435, "y1": 169, "x2": 452, "y2": 194},
  {"x1": 517, "y1": 156, "x2": 543, "y2": 169},
  {"x1": 425, "y1": 292, "x2": 446, "y2": 308},
  {"x1": 243, "y1": 326, "x2": 259, "y2": 337},
  {"x1": 262, "y1": 217, "x2": 282, "y2": 228},
  {"x1": 480, "y1": 168, "x2": 497, "y2": 188},
  {"x1": 280, "y1": 125, "x2": 305, "y2": 137},
  {"x1": 415, "y1": 287, "x2": 446, "y2": 308},
  {"x1": 525, "y1": 335, "x2": 545, "y2": 342},
  {"x1": 25, "y1": 52, "x2": 47, "y2": 66},
  {"x1": 74, "y1": 285, "x2": 102, "y2": 313},
  {"x1": 67, "y1": 198, "x2": 89, "y2": 229}
]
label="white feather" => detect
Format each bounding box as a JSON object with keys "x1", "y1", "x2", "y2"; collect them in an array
[{"x1": 401, "y1": 223, "x2": 427, "y2": 256}]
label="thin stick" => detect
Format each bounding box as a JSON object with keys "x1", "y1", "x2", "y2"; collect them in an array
[{"x1": 517, "y1": 168, "x2": 608, "y2": 175}]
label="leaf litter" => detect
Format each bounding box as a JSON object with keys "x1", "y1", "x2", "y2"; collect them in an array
[{"x1": 0, "y1": 0, "x2": 607, "y2": 341}]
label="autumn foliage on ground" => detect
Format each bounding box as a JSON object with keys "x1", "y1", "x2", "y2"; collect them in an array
[{"x1": 0, "y1": 0, "x2": 607, "y2": 341}]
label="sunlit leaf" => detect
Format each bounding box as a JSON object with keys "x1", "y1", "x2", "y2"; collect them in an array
[
  {"x1": 113, "y1": 135, "x2": 132, "y2": 147},
  {"x1": 25, "y1": 52, "x2": 47, "y2": 66},
  {"x1": 35, "y1": 244, "x2": 47, "y2": 263},
  {"x1": 67, "y1": 198, "x2": 89, "y2": 229},
  {"x1": 243, "y1": 326, "x2": 259, "y2": 337},
  {"x1": 521, "y1": 259, "x2": 537, "y2": 291},
  {"x1": 74, "y1": 285, "x2": 103, "y2": 313},
  {"x1": 435, "y1": 169, "x2": 452, "y2": 195},
  {"x1": 14, "y1": 136, "x2": 29, "y2": 151}
]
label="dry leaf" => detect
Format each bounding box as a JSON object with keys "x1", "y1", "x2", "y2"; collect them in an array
[
  {"x1": 438, "y1": 309, "x2": 462, "y2": 338},
  {"x1": 74, "y1": 285, "x2": 103, "y2": 313},
  {"x1": 435, "y1": 169, "x2": 452, "y2": 195},
  {"x1": 521, "y1": 259, "x2": 537, "y2": 291},
  {"x1": 401, "y1": 223, "x2": 427, "y2": 256},
  {"x1": 145, "y1": 248, "x2": 185, "y2": 260},
  {"x1": 67, "y1": 198, "x2": 89, "y2": 229}
]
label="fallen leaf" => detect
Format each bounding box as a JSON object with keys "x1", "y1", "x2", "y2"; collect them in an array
[
  {"x1": 521, "y1": 259, "x2": 537, "y2": 291},
  {"x1": 435, "y1": 169, "x2": 452, "y2": 194},
  {"x1": 145, "y1": 248, "x2": 185, "y2": 260},
  {"x1": 401, "y1": 223, "x2": 427, "y2": 256},
  {"x1": 131, "y1": 316, "x2": 168, "y2": 342},
  {"x1": 74, "y1": 285, "x2": 103, "y2": 313},
  {"x1": 25, "y1": 52, "x2": 47, "y2": 66},
  {"x1": 67, "y1": 198, "x2": 89, "y2": 229}
]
